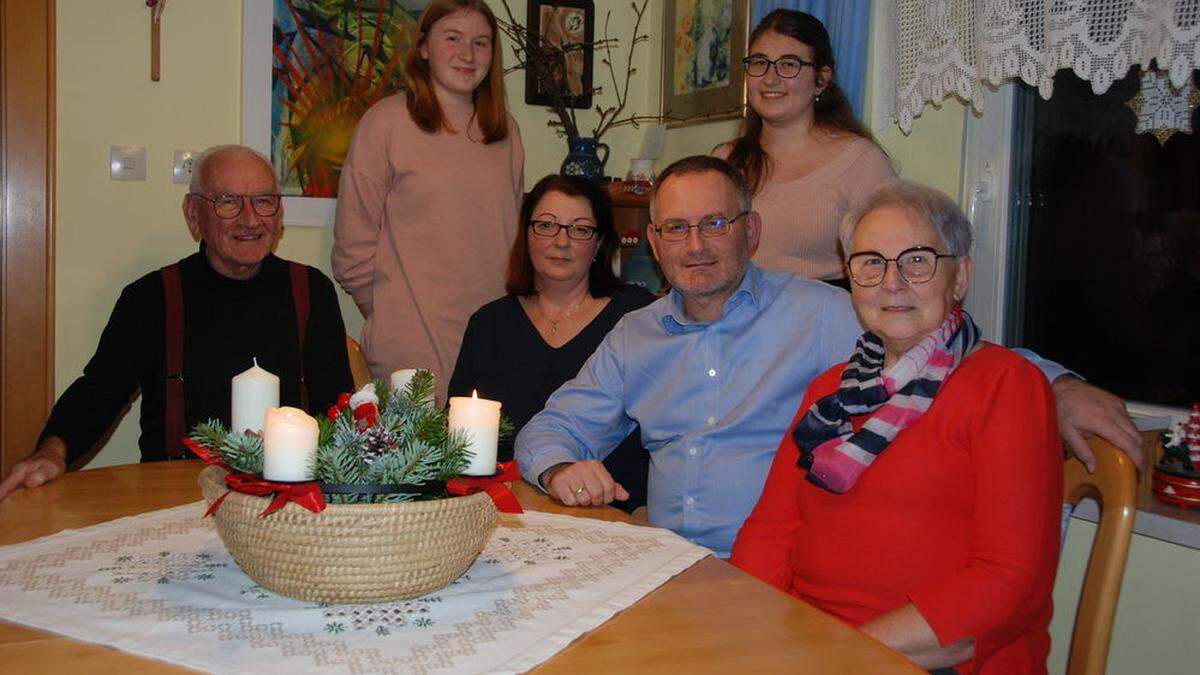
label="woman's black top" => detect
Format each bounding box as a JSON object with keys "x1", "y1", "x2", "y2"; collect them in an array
[{"x1": 448, "y1": 284, "x2": 657, "y2": 510}]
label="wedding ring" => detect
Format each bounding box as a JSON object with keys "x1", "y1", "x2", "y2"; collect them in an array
[{"x1": 574, "y1": 486, "x2": 586, "y2": 496}]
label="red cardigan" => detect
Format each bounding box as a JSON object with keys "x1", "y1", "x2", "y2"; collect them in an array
[{"x1": 731, "y1": 344, "x2": 1062, "y2": 674}]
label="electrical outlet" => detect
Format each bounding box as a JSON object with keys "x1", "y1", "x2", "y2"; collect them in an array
[
  {"x1": 109, "y1": 146, "x2": 147, "y2": 181},
  {"x1": 172, "y1": 149, "x2": 200, "y2": 185}
]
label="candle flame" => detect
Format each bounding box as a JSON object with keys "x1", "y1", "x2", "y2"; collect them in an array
[
  {"x1": 471, "y1": 389, "x2": 478, "y2": 399},
  {"x1": 253, "y1": 356, "x2": 259, "y2": 368}
]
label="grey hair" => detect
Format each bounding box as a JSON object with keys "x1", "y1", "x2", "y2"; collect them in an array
[
  {"x1": 649, "y1": 155, "x2": 753, "y2": 220},
  {"x1": 840, "y1": 181, "x2": 973, "y2": 257},
  {"x1": 188, "y1": 144, "x2": 278, "y2": 193}
]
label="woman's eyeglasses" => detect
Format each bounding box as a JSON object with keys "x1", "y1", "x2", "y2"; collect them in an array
[
  {"x1": 846, "y1": 246, "x2": 957, "y2": 286},
  {"x1": 529, "y1": 219, "x2": 598, "y2": 241}
]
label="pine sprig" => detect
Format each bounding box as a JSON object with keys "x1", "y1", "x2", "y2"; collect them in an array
[
  {"x1": 189, "y1": 420, "x2": 228, "y2": 453},
  {"x1": 221, "y1": 433, "x2": 264, "y2": 474}
]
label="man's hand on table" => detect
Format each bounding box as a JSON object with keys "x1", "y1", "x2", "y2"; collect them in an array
[
  {"x1": 541, "y1": 460, "x2": 629, "y2": 507},
  {"x1": 1052, "y1": 376, "x2": 1144, "y2": 473},
  {"x1": 0, "y1": 437, "x2": 67, "y2": 501}
]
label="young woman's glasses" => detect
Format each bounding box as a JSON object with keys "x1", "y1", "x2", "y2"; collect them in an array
[{"x1": 741, "y1": 55, "x2": 816, "y2": 79}]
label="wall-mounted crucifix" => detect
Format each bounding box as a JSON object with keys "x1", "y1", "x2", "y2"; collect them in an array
[{"x1": 147, "y1": 0, "x2": 167, "y2": 81}]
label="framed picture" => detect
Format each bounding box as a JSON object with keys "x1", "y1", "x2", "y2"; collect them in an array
[
  {"x1": 242, "y1": 1, "x2": 430, "y2": 226},
  {"x1": 524, "y1": 0, "x2": 594, "y2": 109},
  {"x1": 660, "y1": 0, "x2": 750, "y2": 128}
]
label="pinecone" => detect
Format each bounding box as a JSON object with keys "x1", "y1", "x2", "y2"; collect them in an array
[{"x1": 360, "y1": 426, "x2": 399, "y2": 464}]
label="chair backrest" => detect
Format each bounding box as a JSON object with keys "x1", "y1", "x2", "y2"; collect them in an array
[
  {"x1": 345, "y1": 335, "x2": 371, "y2": 389},
  {"x1": 1062, "y1": 436, "x2": 1138, "y2": 675}
]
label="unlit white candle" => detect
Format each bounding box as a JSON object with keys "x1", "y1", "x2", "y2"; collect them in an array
[
  {"x1": 389, "y1": 368, "x2": 418, "y2": 392},
  {"x1": 390, "y1": 368, "x2": 435, "y2": 406},
  {"x1": 231, "y1": 358, "x2": 279, "y2": 434},
  {"x1": 262, "y1": 407, "x2": 318, "y2": 482},
  {"x1": 448, "y1": 391, "x2": 501, "y2": 476}
]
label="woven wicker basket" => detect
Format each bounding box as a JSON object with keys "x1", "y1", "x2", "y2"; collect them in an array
[{"x1": 198, "y1": 465, "x2": 497, "y2": 604}]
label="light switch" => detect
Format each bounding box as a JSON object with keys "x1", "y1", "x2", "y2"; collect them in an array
[
  {"x1": 172, "y1": 149, "x2": 200, "y2": 185},
  {"x1": 109, "y1": 146, "x2": 147, "y2": 181}
]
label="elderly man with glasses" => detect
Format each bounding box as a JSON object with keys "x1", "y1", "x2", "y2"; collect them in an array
[
  {"x1": 516, "y1": 155, "x2": 1143, "y2": 558},
  {"x1": 0, "y1": 145, "x2": 352, "y2": 500}
]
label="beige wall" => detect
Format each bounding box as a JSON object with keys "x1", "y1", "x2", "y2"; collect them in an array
[{"x1": 1052, "y1": 520, "x2": 1200, "y2": 673}]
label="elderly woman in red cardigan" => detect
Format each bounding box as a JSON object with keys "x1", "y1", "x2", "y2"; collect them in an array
[{"x1": 731, "y1": 182, "x2": 1062, "y2": 674}]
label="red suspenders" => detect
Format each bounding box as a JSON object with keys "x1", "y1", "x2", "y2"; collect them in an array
[
  {"x1": 161, "y1": 264, "x2": 186, "y2": 459},
  {"x1": 160, "y1": 261, "x2": 311, "y2": 457},
  {"x1": 289, "y1": 262, "x2": 311, "y2": 412}
]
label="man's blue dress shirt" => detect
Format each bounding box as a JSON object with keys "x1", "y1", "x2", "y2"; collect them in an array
[
  {"x1": 516, "y1": 264, "x2": 861, "y2": 556},
  {"x1": 516, "y1": 263, "x2": 1071, "y2": 557}
]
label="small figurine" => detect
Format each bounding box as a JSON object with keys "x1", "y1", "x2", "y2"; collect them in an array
[
  {"x1": 1159, "y1": 421, "x2": 1193, "y2": 473},
  {"x1": 1187, "y1": 403, "x2": 1200, "y2": 464},
  {"x1": 1153, "y1": 408, "x2": 1200, "y2": 509}
]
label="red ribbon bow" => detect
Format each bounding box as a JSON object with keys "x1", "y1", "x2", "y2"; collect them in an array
[
  {"x1": 447, "y1": 461, "x2": 523, "y2": 513},
  {"x1": 204, "y1": 473, "x2": 327, "y2": 518},
  {"x1": 185, "y1": 438, "x2": 326, "y2": 517}
]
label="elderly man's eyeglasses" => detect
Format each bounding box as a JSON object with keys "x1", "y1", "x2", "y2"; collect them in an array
[
  {"x1": 846, "y1": 246, "x2": 957, "y2": 287},
  {"x1": 742, "y1": 55, "x2": 816, "y2": 79},
  {"x1": 529, "y1": 219, "x2": 598, "y2": 241},
  {"x1": 190, "y1": 193, "x2": 282, "y2": 219},
  {"x1": 652, "y1": 212, "x2": 748, "y2": 241}
]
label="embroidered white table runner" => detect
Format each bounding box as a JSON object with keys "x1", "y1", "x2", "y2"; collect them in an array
[{"x1": 0, "y1": 502, "x2": 709, "y2": 674}]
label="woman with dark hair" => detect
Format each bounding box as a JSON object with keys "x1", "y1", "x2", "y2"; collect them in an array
[
  {"x1": 448, "y1": 175, "x2": 655, "y2": 510},
  {"x1": 333, "y1": 0, "x2": 523, "y2": 402},
  {"x1": 716, "y1": 9, "x2": 895, "y2": 287}
]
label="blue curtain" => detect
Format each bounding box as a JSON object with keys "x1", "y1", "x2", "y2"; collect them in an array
[{"x1": 751, "y1": 0, "x2": 871, "y2": 118}]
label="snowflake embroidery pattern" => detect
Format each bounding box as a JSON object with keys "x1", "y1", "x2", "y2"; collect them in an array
[
  {"x1": 482, "y1": 534, "x2": 573, "y2": 566},
  {"x1": 98, "y1": 551, "x2": 226, "y2": 585},
  {"x1": 239, "y1": 584, "x2": 273, "y2": 600},
  {"x1": 321, "y1": 597, "x2": 441, "y2": 634}
]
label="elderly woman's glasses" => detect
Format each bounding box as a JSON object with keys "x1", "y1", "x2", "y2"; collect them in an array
[
  {"x1": 653, "y1": 212, "x2": 748, "y2": 241},
  {"x1": 742, "y1": 55, "x2": 816, "y2": 79},
  {"x1": 190, "y1": 193, "x2": 282, "y2": 219},
  {"x1": 846, "y1": 246, "x2": 957, "y2": 287},
  {"x1": 529, "y1": 219, "x2": 598, "y2": 241}
]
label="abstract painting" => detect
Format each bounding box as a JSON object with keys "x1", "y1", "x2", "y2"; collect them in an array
[
  {"x1": 244, "y1": 1, "x2": 431, "y2": 225},
  {"x1": 660, "y1": 0, "x2": 749, "y2": 127}
]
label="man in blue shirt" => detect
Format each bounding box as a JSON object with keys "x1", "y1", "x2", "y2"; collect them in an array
[{"x1": 516, "y1": 156, "x2": 1142, "y2": 557}]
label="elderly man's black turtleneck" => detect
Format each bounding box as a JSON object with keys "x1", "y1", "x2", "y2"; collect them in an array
[{"x1": 40, "y1": 245, "x2": 353, "y2": 465}]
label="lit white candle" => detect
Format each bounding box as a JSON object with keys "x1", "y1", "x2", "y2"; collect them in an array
[
  {"x1": 262, "y1": 407, "x2": 319, "y2": 482},
  {"x1": 231, "y1": 358, "x2": 279, "y2": 434},
  {"x1": 448, "y1": 390, "x2": 501, "y2": 476}
]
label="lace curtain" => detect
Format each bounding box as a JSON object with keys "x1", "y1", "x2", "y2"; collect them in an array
[{"x1": 886, "y1": 0, "x2": 1200, "y2": 132}]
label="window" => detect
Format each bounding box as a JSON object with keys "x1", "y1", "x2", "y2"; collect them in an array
[{"x1": 1007, "y1": 70, "x2": 1200, "y2": 407}]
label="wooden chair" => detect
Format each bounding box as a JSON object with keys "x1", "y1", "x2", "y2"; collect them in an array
[
  {"x1": 345, "y1": 335, "x2": 371, "y2": 389},
  {"x1": 1062, "y1": 437, "x2": 1138, "y2": 675}
]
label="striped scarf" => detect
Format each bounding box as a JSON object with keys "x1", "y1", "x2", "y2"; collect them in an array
[{"x1": 793, "y1": 306, "x2": 980, "y2": 493}]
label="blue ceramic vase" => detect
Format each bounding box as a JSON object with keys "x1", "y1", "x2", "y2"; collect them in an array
[{"x1": 560, "y1": 137, "x2": 609, "y2": 181}]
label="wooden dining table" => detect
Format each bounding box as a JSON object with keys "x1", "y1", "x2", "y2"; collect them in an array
[{"x1": 0, "y1": 460, "x2": 922, "y2": 673}]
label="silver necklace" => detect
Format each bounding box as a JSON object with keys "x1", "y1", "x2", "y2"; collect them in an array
[{"x1": 532, "y1": 295, "x2": 587, "y2": 335}]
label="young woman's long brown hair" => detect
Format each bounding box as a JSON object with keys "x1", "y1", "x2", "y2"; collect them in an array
[
  {"x1": 403, "y1": 0, "x2": 509, "y2": 143},
  {"x1": 726, "y1": 10, "x2": 876, "y2": 194}
]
